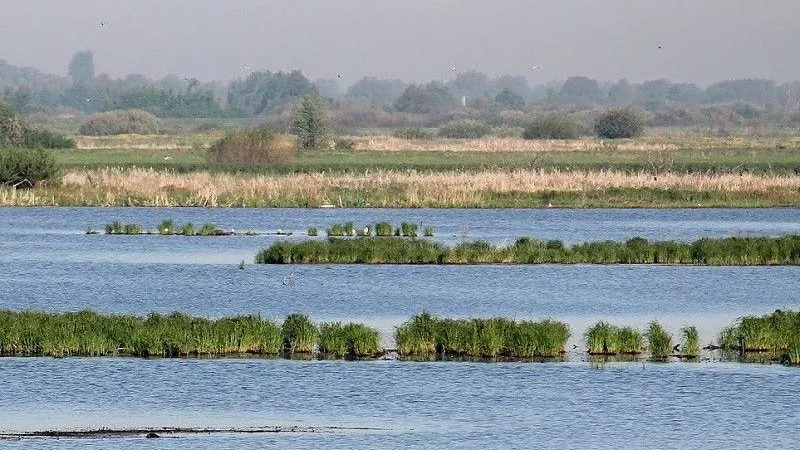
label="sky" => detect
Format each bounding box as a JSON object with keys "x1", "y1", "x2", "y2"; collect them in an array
[{"x1": 2, "y1": 0, "x2": 799, "y2": 87}]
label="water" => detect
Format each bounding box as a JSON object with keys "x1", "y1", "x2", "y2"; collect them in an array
[{"x1": 1, "y1": 207, "x2": 799, "y2": 448}]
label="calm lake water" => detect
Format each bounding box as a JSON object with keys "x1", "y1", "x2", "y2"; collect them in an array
[{"x1": 1, "y1": 207, "x2": 799, "y2": 448}]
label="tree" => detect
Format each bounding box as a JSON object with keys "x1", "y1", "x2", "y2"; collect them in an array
[
  {"x1": 227, "y1": 70, "x2": 316, "y2": 116},
  {"x1": 394, "y1": 82, "x2": 456, "y2": 114},
  {"x1": 292, "y1": 93, "x2": 331, "y2": 150},
  {"x1": 68, "y1": 51, "x2": 95, "y2": 85},
  {"x1": 346, "y1": 77, "x2": 407, "y2": 107},
  {"x1": 594, "y1": 108, "x2": 644, "y2": 139},
  {"x1": 559, "y1": 76, "x2": 602, "y2": 107},
  {"x1": 494, "y1": 88, "x2": 525, "y2": 109}
]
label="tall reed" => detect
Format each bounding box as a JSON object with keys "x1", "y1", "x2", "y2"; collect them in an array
[
  {"x1": 646, "y1": 321, "x2": 673, "y2": 358},
  {"x1": 281, "y1": 313, "x2": 317, "y2": 354},
  {"x1": 681, "y1": 326, "x2": 700, "y2": 357}
]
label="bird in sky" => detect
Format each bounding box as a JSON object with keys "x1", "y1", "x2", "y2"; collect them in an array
[
  {"x1": 530, "y1": 64, "x2": 542, "y2": 70},
  {"x1": 450, "y1": 65, "x2": 456, "y2": 72}
]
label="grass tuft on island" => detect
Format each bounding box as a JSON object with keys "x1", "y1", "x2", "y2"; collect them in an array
[
  {"x1": 718, "y1": 309, "x2": 800, "y2": 364},
  {"x1": 394, "y1": 312, "x2": 570, "y2": 359},
  {"x1": 0, "y1": 310, "x2": 380, "y2": 359},
  {"x1": 255, "y1": 234, "x2": 800, "y2": 265}
]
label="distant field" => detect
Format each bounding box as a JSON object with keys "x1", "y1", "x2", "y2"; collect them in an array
[{"x1": 56, "y1": 134, "x2": 800, "y2": 175}]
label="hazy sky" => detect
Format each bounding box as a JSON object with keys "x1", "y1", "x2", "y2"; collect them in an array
[{"x1": 2, "y1": 0, "x2": 799, "y2": 86}]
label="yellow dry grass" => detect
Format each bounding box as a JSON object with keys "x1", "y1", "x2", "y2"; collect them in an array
[
  {"x1": 353, "y1": 135, "x2": 800, "y2": 153},
  {"x1": 2, "y1": 167, "x2": 798, "y2": 207}
]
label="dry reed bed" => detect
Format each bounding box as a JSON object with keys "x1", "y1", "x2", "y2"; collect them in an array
[
  {"x1": 2, "y1": 167, "x2": 799, "y2": 207},
  {"x1": 353, "y1": 136, "x2": 800, "y2": 153}
]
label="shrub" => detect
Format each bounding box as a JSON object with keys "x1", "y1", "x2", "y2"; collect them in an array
[
  {"x1": 79, "y1": 109, "x2": 164, "y2": 136},
  {"x1": 0, "y1": 148, "x2": 57, "y2": 187},
  {"x1": 392, "y1": 127, "x2": 433, "y2": 139},
  {"x1": 523, "y1": 114, "x2": 579, "y2": 139},
  {"x1": 437, "y1": 119, "x2": 490, "y2": 139},
  {"x1": 207, "y1": 125, "x2": 296, "y2": 165},
  {"x1": 292, "y1": 93, "x2": 332, "y2": 150},
  {"x1": 1, "y1": 101, "x2": 73, "y2": 149},
  {"x1": 594, "y1": 107, "x2": 644, "y2": 139}
]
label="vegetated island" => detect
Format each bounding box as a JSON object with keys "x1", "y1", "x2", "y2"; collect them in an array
[
  {"x1": 0, "y1": 310, "x2": 797, "y2": 365},
  {"x1": 256, "y1": 234, "x2": 800, "y2": 265}
]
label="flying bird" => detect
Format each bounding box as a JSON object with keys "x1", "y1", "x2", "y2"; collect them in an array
[
  {"x1": 530, "y1": 64, "x2": 542, "y2": 70},
  {"x1": 450, "y1": 65, "x2": 456, "y2": 72}
]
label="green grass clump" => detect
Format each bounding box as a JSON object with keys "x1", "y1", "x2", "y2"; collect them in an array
[
  {"x1": 375, "y1": 221, "x2": 393, "y2": 237},
  {"x1": 318, "y1": 322, "x2": 381, "y2": 357},
  {"x1": 585, "y1": 323, "x2": 644, "y2": 354},
  {"x1": 281, "y1": 313, "x2": 317, "y2": 354},
  {"x1": 178, "y1": 223, "x2": 194, "y2": 236},
  {"x1": 681, "y1": 326, "x2": 700, "y2": 357},
  {"x1": 585, "y1": 322, "x2": 619, "y2": 354},
  {"x1": 0, "y1": 309, "x2": 283, "y2": 357},
  {"x1": 617, "y1": 326, "x2": 644, "y2": 354},
  {"x1": 719, "y1": 310, "x2": 800, "y2": 361},
  {"x1": 423, "y1": 226, "x2": 434, "y2": 237},
  {"x1": 104, "y1": 220, "x2": 142, "y2": 235},
  {"x1": 400, "y1": 222, "x2": 418, "y2": 237},
  {"x1": 646, "y1": 321, "x2": 673, "y2": 359},
  {"x1": 307, "y1": 227, "x2": 318, "y2": 236},
  {"x1": 394, "y1": 312, "x2": 569, "y2": 359},
  {"x1": 255, "y1": 234, "x2": 800, "y2": 265},
  {"x1": 158, "y1": 219, "x2": 174, "y2": 235},
  {"x1": 105, "y1": 220, "x2": 122, "y2": 234},
  {"x1": 198, "y1": 223, "x2": 216, "y2": 236}
]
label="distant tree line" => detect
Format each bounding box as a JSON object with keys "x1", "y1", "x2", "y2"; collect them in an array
[{"x1": 2, "y1": 52, "x2": 800, "y2": 132}]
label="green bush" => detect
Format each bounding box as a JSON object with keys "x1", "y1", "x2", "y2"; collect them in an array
[
  {"x1": 79, "y1": 109, "x2": 164, "y2": 136},
  {"x1": 594, "y1": 108, "x2": 644, "y2": 139},
  {"x1": 437, "y1": 119, "x2": 490, "y2": 139},
  {"x1": 0, "y1": 148, "x2": 57, "y2": 187},
  {"x1": 522, "y1": 114, "x2": 579, "y2": 139},
  {"x1": 207, "y1": 125, "x2": 296, "y2": 165},
  {"x1": 1, "y1": 101, "x2": 73, "y2": 149}
]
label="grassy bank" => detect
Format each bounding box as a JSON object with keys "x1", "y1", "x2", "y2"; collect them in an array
[
  {"x1": 256, "y1": 235, "x2": 800, "y2": 265},
  {"x1": 394, "y1": 312, "x2": 570, "y2": 359},
  {"x1": 3, "y1": 167, "x2": 800, "y2": 207},
  {"x1": 1, "y1": 309, "x2": 798, "y2": 365},
  {"x1": 718, "y1": 310, "x2": 800, "y2": 364},
  {"x1": 0, "y1": 310, "x2": 380, "y2": 358}
]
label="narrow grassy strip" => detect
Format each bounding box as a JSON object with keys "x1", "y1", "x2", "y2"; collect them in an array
[
  {"x1": 256, "y1": 234, "x2": 800, "y2": 265},
  {"x1": 393, "y1": 312, "x2": 569, "y2": 358},
  {"x1": 102, "y1": 220, "x2": 226, "y2": 236},
  {"x1": 718, "y1": 310, "x2": 800, "y2": 357}
]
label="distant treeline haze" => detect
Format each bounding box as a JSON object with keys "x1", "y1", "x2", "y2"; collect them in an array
[{"x1": 2, "y1": 52, "x2": 799, "y2": 129}]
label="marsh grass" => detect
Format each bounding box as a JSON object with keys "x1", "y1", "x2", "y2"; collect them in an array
[
  {"x1": 719, "y1": 310, "x2": 800, "y2": 362},
  {"x1": 681, "y1": 326, "x2": 700, "y2": 357},
  {"x1": 394, "y1": 312, "x2": 569, "y2": 359},
  {"x1": 281, "y1": 313, "x2": 317, "y2": 354},
  {"x1": 256, "y1": 235, "x2": 800, "y2": 265},
  {"x1": 646, "y1": 321, "x2": 673, "y2": 359},
  {"x1": 0, "y1": 310, "x2": 282, "y2": 357},
  {"x1": 307, "y1": 227, "x2": 318, "y2": 236},
  {"x1": 318, "y1": 322, "x2": 381, "y2": 358},
  {"x1": 585, "y1": 323, "x2": 646, "y2": 355}
]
